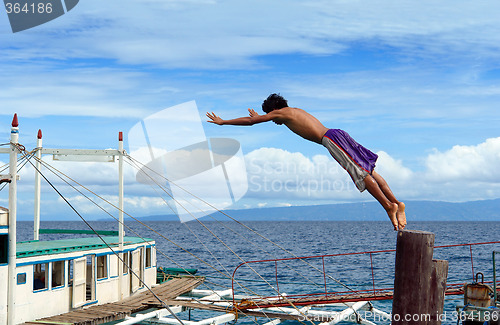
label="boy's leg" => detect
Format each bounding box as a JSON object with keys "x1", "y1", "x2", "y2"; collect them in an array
[
  {"x1": 370, "y1": 171, "x2": 406, "y2": 229},
  {"x1": 363, "y1": 174, "x2": 399, "y2": 230},
  {"x1": 371, "y1": 171, "x2": 397, "y2": 202}
]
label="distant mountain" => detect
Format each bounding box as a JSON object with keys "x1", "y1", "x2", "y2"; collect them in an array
[{"x1": 137, "y1": 198, "x2": 500, "y2": 222}]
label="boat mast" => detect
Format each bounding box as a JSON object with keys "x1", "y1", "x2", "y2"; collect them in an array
[
  {"x1": 8, "y1": 114, "x2": 19, "y2": 325},
  {"x1": 34, "y1": 129, "x2": 42, "y2": 240},
  {"x1": 118, "y1": 131, "x2": 124, "y2": 299}
]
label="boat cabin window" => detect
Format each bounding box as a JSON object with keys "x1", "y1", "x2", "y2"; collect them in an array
[
  {"x1": 52, "y1": 260, "x2": 65, "y2": 288},
  {"x1": 97, "y1": 255, "x2": 108, "y2": 279},
  {"x1": 0, "y1": 235, "x2": 7, "y2": 264},
  {"x1": 146, "y1": 247, "x2": 152, "y2": 268},
  {"x1": 33, "y1": 263, "x2": 48, "y2": 291},
  {"x1": 17, "y1": 272, "x2": 26, "y2": 285}
]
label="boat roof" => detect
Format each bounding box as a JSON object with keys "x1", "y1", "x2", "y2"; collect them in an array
[{"x1": 16, "y1": 236, "x2": 154, "y2": 258}]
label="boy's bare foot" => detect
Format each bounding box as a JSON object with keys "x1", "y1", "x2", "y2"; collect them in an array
[
  {"x1": 397, "y1": 202, "x2": 406, "y2": 229},
  {"x1": 386, "y1": 203, "x2": 399, "y2": 230}
]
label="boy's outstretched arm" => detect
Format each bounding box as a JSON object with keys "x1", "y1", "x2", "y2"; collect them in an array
[{"x1": 206, "y1": 109, "x2": 273, "y2": 126}]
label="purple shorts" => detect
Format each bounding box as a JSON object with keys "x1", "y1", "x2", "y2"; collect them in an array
[{"x1": 322, "y1": 129, "x2": 378, "y2": 192}]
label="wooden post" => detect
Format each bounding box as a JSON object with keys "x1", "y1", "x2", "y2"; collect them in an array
[
  {"x1": 429, "y1": 260, "x2": 449, "y2": 325},
  {"x1": 392, "y1": 230, "x2": 435, "y2": 324}
]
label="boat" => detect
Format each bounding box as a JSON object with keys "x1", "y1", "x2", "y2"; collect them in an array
[{"x1": 0, "y1": 114, "x2": 203, "y2": 324}]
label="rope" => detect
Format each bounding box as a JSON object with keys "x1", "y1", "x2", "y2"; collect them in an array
[
  {"x1": 126, "y1": 154, "x2": 384, "y2": 323},
  {"x1": 0, "y1": 147, "x2": 35, "y2": 191},
  {"x1": 128, "y1": 156, "x2": 327, "y2": 293},
  {"x1": 33, "y1": 155, "x2": 227, "y2": 279},
  {"x1": 128, "y1": 158, "x2": 236, "y2": 281},
  {"x1": 11, "y1": 143, "x2": 350, "y2": 324},
  {"x1": 35, "y1": 156, "x2": 201, "y2": 276},
  {"x1": 28, "y1": 152, "x2": 272, "y2": 325},
  {"x1": 124, "y1": 157, "x2": 308, "y2": 325},
  {"x1": 29, "y1": 153, "x2": 251, "y2": 306},
  {"x1": 124, "y1": 156, "x2": 316, "y2": 324},
  {"x1": 126, "y1": 154, "x2": 357, "y2": 293},
  {"x1": 16, "y1": 146, "x2": 186, "y2": 325},
  {"x1": 199, "y1": 217, "x2": 325, "y2": 292}
]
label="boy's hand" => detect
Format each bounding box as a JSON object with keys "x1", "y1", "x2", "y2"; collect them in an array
[
  {"x1": 206, "y1": 112, "x2": 224, "y2": 125},
  {"x1": 248, "y1": 108, "x2": 259, "y2": 117}
]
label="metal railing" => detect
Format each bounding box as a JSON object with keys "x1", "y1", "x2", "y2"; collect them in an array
[{"x1": 232, "y1": 240, "x2": 500, "y2": 309}]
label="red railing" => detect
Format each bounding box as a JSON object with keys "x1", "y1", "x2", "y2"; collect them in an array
[{"x1": 231, "y1": 240, "x2": 500, "y2": 309}]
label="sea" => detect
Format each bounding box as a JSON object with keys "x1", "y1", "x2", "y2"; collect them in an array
[{"x1": 17, "y1": 220, "x2": 500, "y2": 325}]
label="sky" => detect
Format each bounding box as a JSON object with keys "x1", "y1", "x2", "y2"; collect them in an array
[{"x1": 1, "y1": 0, "x2": 500, "y2": 220}]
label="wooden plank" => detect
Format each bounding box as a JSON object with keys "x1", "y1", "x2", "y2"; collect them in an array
[{"x1": 22, "y1": 276, "x2": 204, "y2": 325}]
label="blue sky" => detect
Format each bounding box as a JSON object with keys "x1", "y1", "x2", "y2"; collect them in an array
[{"x1": 1, "y1": 1, "x2": 500, "y2": 220}]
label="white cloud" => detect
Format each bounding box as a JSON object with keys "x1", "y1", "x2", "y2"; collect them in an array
[
  {"x1": 425, "y1": 137, "x2": 500, "y2": 183},
  {"x1": 243, "y1": 146, "x2": 418, "y2": 204},
  {"x1": 245, "y1": 147, "x2": 367, "y2": 201},
  {"x1": 375, "y1": 151, "x2": 413, "y2": 187},
  {"x1": 243, "y1": 137, "x2": 500, "y2": 205}
]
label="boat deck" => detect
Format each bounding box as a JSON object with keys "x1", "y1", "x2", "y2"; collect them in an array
[{"x1": 22, "y1": 276, "x2": 205, "y2": 325}]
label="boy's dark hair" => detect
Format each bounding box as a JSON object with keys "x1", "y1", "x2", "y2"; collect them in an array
[{"x1": 262, "y1": 93, "x2": 288, "y2": 113}]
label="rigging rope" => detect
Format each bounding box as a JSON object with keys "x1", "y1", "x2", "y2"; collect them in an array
[
  {"x1": 0, "y1": 147, "x2": 36, "y2": 191},
  {"x1": 123, "y1": 156, "x2": 320, "y2": 324},
  {"x1": 125, "y1": 153, "x2": 368, "y2": 319},
  {"x1": 128, "y1": 156, "x2": 328, "y2": 293},
  {"x1": 16, "y1": 146, "x2": 187, "y2": 325},
  {"x1": 6, "y1": 142, "x2": 361, "y2": 324},
  {"x1": 34, "y1": 154, "x2": 245, "y2": 287},
  {"x1": 123, "y1": 156, "x2": 314, "y2": 324},
  {"x1": 126, "y1": 154, "x2": 357, "y2": 293},
  {"x1": 26, "y1": 152, "x2": 279, "y2": 325}
]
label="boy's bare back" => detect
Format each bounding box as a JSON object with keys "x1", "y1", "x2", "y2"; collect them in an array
[{"x1": 272, "y1": 107, "x2": 329, "y2": 144}]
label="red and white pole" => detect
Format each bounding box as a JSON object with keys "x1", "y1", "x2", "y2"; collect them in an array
[
  {"x1": 8, "y1": 114, "x2": 19, "y2": 325},
  {"x1": 118, "y1": 131, "x2": 124, "y2": 299},
  {"x1": 34, "y1": 129, "x2": 42, "y2": 241}
]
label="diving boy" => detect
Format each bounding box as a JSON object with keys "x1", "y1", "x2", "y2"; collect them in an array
[{"x1": 206, "y1": 93, "x2": 406, "y2": 230}]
